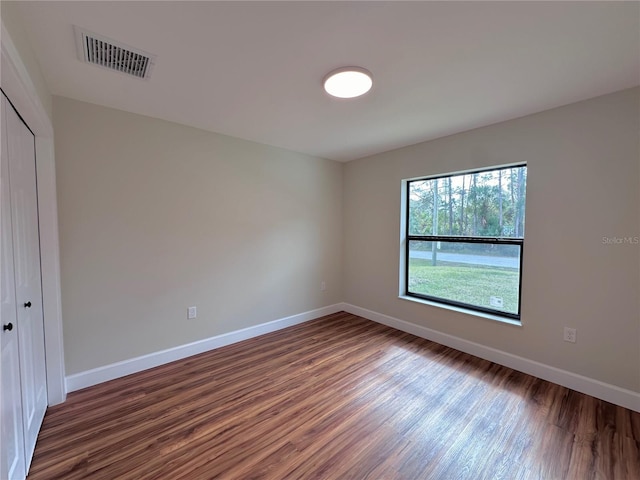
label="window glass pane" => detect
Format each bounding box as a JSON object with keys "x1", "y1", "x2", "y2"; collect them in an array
[
  {"x1": 408, "y1": 240, "x2": 521, "y2": 315},
  {"x1": 409, "y1": 166, "x2": 527, "y2": 238}
]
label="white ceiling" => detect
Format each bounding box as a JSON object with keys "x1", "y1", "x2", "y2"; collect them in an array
[{"x1": 9, "y1": 1, "x2": 640, "y2": 162}]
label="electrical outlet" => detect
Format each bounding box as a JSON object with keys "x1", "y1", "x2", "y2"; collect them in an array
[
  {"x1": 187, "y1": 306, "x2": 197, "y2": 319},
  {"x1": 321, "y1": 281, "x2": 326, "y2": 291},
  {"x1": 563, "y1": 327, "x2": 576, "y2": 343}
]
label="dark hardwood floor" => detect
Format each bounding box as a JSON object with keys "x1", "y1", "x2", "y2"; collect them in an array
[{"x1": 28, "y1": 312, "x2": 640, "y2": 479}]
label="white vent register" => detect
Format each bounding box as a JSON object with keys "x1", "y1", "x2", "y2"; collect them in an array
[{"x1": 74, "y1": 26, "x2": 156, "y2": 79}]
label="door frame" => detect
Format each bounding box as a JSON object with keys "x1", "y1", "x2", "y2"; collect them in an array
[{"x1": 1, "y1": 21, "x2": 66, "y2": 404}]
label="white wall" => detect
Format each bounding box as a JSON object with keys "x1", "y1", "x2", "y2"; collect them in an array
[
  {"x1": 0, "y1": 2, "x2": 52, "y2": 121},
  {"x1": 344, "y1": 88, "x2": 640, "y2": 393},
  {"x1": 54, "y1": 97, "x2": 343, "y2": 375}
]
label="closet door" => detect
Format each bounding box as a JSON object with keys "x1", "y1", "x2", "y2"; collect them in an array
[
  {"x1": 1, "y1": 93, "x2": 27, "y2": 480},
  {"x1": 3, "y1": 92, "x2": 48, "y2": 470}
]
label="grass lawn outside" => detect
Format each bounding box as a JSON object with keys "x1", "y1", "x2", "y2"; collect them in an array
[{"x1": 408, "y1": 258, "x2": 520, "y2": 315}]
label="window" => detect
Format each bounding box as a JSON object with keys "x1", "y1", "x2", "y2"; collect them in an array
[{"x1": 405, "y1": 165, "x2": 527, "y2": 320}]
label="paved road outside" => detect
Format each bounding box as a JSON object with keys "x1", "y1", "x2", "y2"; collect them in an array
[{"x1": 409, "y1": 250, "x2": 519, "y2": 269}]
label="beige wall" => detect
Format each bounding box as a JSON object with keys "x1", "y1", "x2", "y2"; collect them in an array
[
  {"x1": 344, "y1": 88, "x2": 640, "y2": 392},
  {"x1": 54, "y1": 97, "x2": 343, "y2": 375},
  {"x1": 4, "y1": 1, "x2": 638, "y2": 397},
  {"x1": 51, "y1": 89, "x2": 640, "y2": 393},
  {"x1": 1, "y1": 2, "x2": 52, "y2": 121}
]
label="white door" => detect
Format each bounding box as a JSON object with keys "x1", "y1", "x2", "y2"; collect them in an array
[
  {"x1": 1, "y1": 94, "x2": 27, "y2": 480},
  {"x1": 1, "y1": 92, "x2": 48, "y2": 476}
]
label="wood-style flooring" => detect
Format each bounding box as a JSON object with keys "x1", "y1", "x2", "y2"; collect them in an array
[{"x1": 28, "y1": 312, "x2": 640, "y2": 479}]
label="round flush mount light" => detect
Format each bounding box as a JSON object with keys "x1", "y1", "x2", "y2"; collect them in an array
[{"x1": 323, "y1": 67, "x2": 373, "y2": 99}]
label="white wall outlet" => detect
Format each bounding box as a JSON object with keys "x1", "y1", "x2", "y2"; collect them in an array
[
  {"x1": 321, "y1": 281, "x2": 326, "y2": 291},
  {"x1": 187, "y1": 306, "x2": 197, "y2": 319},
  {"x1": 563, "y1": 327, "x2": 577, "y2": 343}
]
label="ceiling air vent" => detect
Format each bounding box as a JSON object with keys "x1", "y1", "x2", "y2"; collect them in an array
[{"x1": 74, "y1": 27, "x2": 156, "y2": 80}]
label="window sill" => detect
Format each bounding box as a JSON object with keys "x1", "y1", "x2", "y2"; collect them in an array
[{"x1": 398, "y1": 295, "x2": 522, "y2": 327}]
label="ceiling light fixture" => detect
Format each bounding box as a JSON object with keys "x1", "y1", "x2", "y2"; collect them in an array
[{"x1": 323, "y1": 67, "x2": 373, "y2": 99}]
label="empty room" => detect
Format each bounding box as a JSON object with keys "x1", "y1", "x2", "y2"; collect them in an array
[{"x1": 1, "y1": 1, "x2": 639, "y2": 479}]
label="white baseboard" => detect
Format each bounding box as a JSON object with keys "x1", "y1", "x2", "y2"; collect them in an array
[
  {"x1": 66, "y1": 302, "x2": 640, "y2": 413},
  {"x1": 343, "y1": 303, "x2": 640, "y2": 413},
  {"x1": 66, "y1": 303, "x2": 345, "y2": 392}
]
